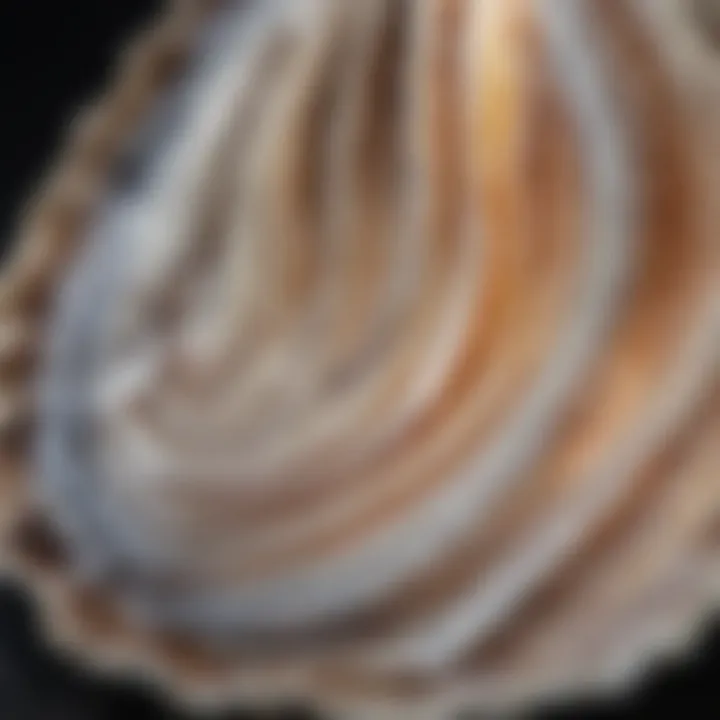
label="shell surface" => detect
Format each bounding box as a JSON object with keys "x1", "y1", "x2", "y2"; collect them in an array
[{"x1": 1, "y1": 0, "x2": 719, "y2": 717}]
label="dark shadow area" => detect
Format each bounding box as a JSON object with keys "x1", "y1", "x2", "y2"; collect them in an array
[
  {"x1": 0, "y1": 583, "x2": 322, "y2": 720},
  {"x1": 0, "y1": 0, "x2": 163, "y2": 248},
  {"x1": 0, "y1": 582, "x2": 718, "y2": 720}
]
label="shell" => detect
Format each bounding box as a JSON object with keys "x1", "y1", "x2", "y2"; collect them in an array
[{"x1": 0, "y1": 0, "x2": 719, "y2": 717}]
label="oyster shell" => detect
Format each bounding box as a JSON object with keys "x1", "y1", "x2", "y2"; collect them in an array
[{"x1": 0, "y1": 0, "x2": 719, "y2": 717}]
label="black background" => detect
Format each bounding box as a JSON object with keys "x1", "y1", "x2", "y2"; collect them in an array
[{"x1": 0, "y1": 2, "x2": 717, "y2": 718}]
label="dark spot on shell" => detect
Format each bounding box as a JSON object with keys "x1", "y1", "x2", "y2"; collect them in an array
[{"x1": 12, "y1": 512, "x2": 67, "y2": 570}]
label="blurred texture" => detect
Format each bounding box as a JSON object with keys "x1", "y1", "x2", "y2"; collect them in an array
[{"x1": 0, "y1": 1, "x2": 719, "y2": 718}]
